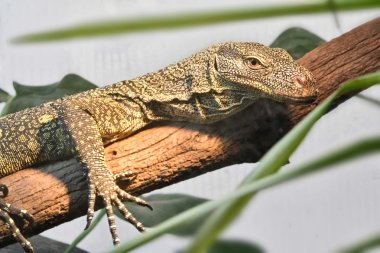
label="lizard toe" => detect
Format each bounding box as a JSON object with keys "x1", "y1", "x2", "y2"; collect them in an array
[
  {"x1": 116, "y1": 188, "x2": 153, "y2": 211},
  {"x1": 0, "y1": 201, "x2": 34, "y2": 253},
  {"x1": 85, "y1": 183, "x2": 96, "y2": 230},
  {"x1": 1, "y1": 201, "x2": 34, "y2": 224},
  {"x1": 103, "y1": 197, "x2": 120, "y2": 246},
  {"x1": 114, "y1": 197, "x2": 146, "y2": 232}
]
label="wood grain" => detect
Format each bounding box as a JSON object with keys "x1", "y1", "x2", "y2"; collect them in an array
[{"x1": 0, "y1": 17, "x2": 379, "y2": 247}]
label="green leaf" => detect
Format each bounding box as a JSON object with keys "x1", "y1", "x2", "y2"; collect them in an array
[
  {"x1": 1, "y1": 74, "x2": 97, "y2": 116},
  {"x1": 109, "y1": 72, "x2": 380, "y2": 253},
  {"x1": 339, "y1": 231, "x2": 380, "y2": 253},
  {"x1": 120, "y1": 194, "x2": 209, "y2": 236},
  {"x1": 270, "y1": 27, "x2": 326, "y2": 60},
  {"x1": 12, "y1": 0, "x2": 380, "y2": 43},
  {"x1": 178, "y1": 239, "x2": 265, "y2": 253},
  {"x1": 2, "y1": 235, "x2": 89, "y2": 253},
  {"x1": 208, "y1": 240, "x2": 265, "y2": 253},
  {"x1": 0, "y1": 88, "x2": 11, "y2": 103}
]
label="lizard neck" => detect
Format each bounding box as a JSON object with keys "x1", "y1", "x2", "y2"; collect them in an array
[
  {"x1": 132, "y1": 48, "x2": 214, "y2": 101},
  {"x1": 127, "y1": 54, "x2": 255, "y2": 123},
  {"x1": 102, "y1": 48, "x2": 212, "y2": 104},
  {"x1": 102, "y1": 47, "x2": 256, "y2": 124}
]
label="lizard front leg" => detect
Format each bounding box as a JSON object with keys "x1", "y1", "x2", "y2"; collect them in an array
[
  {"x1": 59, "y1": 105, "x2": 152, "y2": 245},
  {"x1": 0, "y1": 184, "x2": 34, "y2": 253}
]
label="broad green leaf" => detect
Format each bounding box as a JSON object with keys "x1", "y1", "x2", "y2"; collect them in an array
[
  {"x1": 0, "y1": 88, "x2": 11, "y2": 103},
  {"x1": 121, "y1": 194, "x2": 209, "y2": 236},
  {"x1": 208, "y1": 239, "x2": 264, "y2": 253},
  {"x1": 178, "y1": 239, "x2": 265, "y2": 253},
  {"x1": 109, "y1": 72, "x2": 380, "y2": 253},
  {"x1": 1, "y1": 74, "x2": 97, "y2": 116},
  {"x1": 12, "y1": 0, "x2": 380, "y2": 43},
  {"x1": 270, "y1": 27, "x2": 326, "y2": 60},
  {"x1": 2, "y1": 235, "x2": 89, "y2": 253}
]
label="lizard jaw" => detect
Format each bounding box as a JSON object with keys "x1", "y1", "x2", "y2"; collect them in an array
[{"x1": 278, "y1": 94, "x2": 318, "y2": 104}]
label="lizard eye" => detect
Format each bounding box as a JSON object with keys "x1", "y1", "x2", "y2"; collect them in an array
[
  {"x1": 245, "y1": 57, "x2": 264, "y2": 70},
  {"x1": 250, "y1": 58, "x2": 258, "y2": 65}
]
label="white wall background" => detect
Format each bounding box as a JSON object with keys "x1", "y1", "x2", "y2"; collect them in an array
[{"x1": 0, "y1": 1, "x2": 379, "y2": 252}]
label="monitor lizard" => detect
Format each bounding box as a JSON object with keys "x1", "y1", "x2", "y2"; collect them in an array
[{"x1": 0, "y1": 42, "x2": 318, "y2": 252}]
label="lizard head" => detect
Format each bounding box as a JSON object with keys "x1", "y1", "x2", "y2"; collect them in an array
[{"x1": 211, "y1": 42, "x2": 319, "y2": 104}]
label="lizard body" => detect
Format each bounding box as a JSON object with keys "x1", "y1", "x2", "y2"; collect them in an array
[{"x1": 0, "y1": 42, "x2": 318, "y2": 252}]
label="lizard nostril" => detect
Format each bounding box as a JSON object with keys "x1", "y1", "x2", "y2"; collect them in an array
[{"x1": 292, "y1": 75, "x2": 306, "y2": 88}]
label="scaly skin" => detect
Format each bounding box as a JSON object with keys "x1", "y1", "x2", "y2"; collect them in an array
[{"x1": 0, "y1": 42, "x2": 318, "y2": 252}]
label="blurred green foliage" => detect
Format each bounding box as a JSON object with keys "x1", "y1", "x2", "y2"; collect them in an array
[
  {"x1": 0, "y1": 74, "x2": 97, "y2": 116},
  {"x1": 339, "y1": 231, "x2": 380, "y2": 253},
  {"x1": 0, "y1": 88, "x2": 11, "y2": 103},
  {"x1": 270, "y1": 27, "x2": 326, "y2": 60},
  {"x1": 123, "y1": 194, "x2": 209, "y2": 236},
  {"x1": 12, "y1": 0, "x2": 380, "y2": 43},
  {"x1": 190, "y1": 239, "x2": 265, "y2": 253}
]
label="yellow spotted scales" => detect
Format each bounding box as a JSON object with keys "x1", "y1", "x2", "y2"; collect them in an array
[{"x1": 0, "y1": 42, "x2": 318, "y2": 252}]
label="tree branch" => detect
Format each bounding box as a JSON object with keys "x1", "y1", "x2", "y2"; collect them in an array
[{"x1": 0, "y1": 17, "x2": 379, "y2": 247}]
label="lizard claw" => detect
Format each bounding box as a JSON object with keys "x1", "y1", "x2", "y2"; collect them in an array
[
  {"x1": 104, "y1": 197, "x2": 120, "y2": 245},
  {"x1": 0, "y1": 184, "x2": 9, "y2": 197},
  {"x1": 85, "y1": 183, "x2": 96, "y2": 230}
]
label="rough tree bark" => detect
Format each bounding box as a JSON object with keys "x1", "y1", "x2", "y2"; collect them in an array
[{"x1": 0, "y1": 17, "x2": 379, "y2": 247}]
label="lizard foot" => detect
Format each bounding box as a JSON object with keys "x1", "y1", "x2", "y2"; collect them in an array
[
  {"x1": 0, "y1": 184, "x2": 34, "y2": 253},
  {"x1": 85, "y1": 173, "x2": 152, "y2": 245}
]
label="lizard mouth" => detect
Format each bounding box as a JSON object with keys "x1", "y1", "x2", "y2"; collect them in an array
[{"x1": 280, "y1": 94, "x2": 318, "y2": 104}]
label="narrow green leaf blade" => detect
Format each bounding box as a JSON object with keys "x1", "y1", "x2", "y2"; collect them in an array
[
  {"x1": 339, "y1": 231, "x2": 380, "y2": 253},
  {"x1": 12, "y1": 1, "x2": 380, "y2": 43}
]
